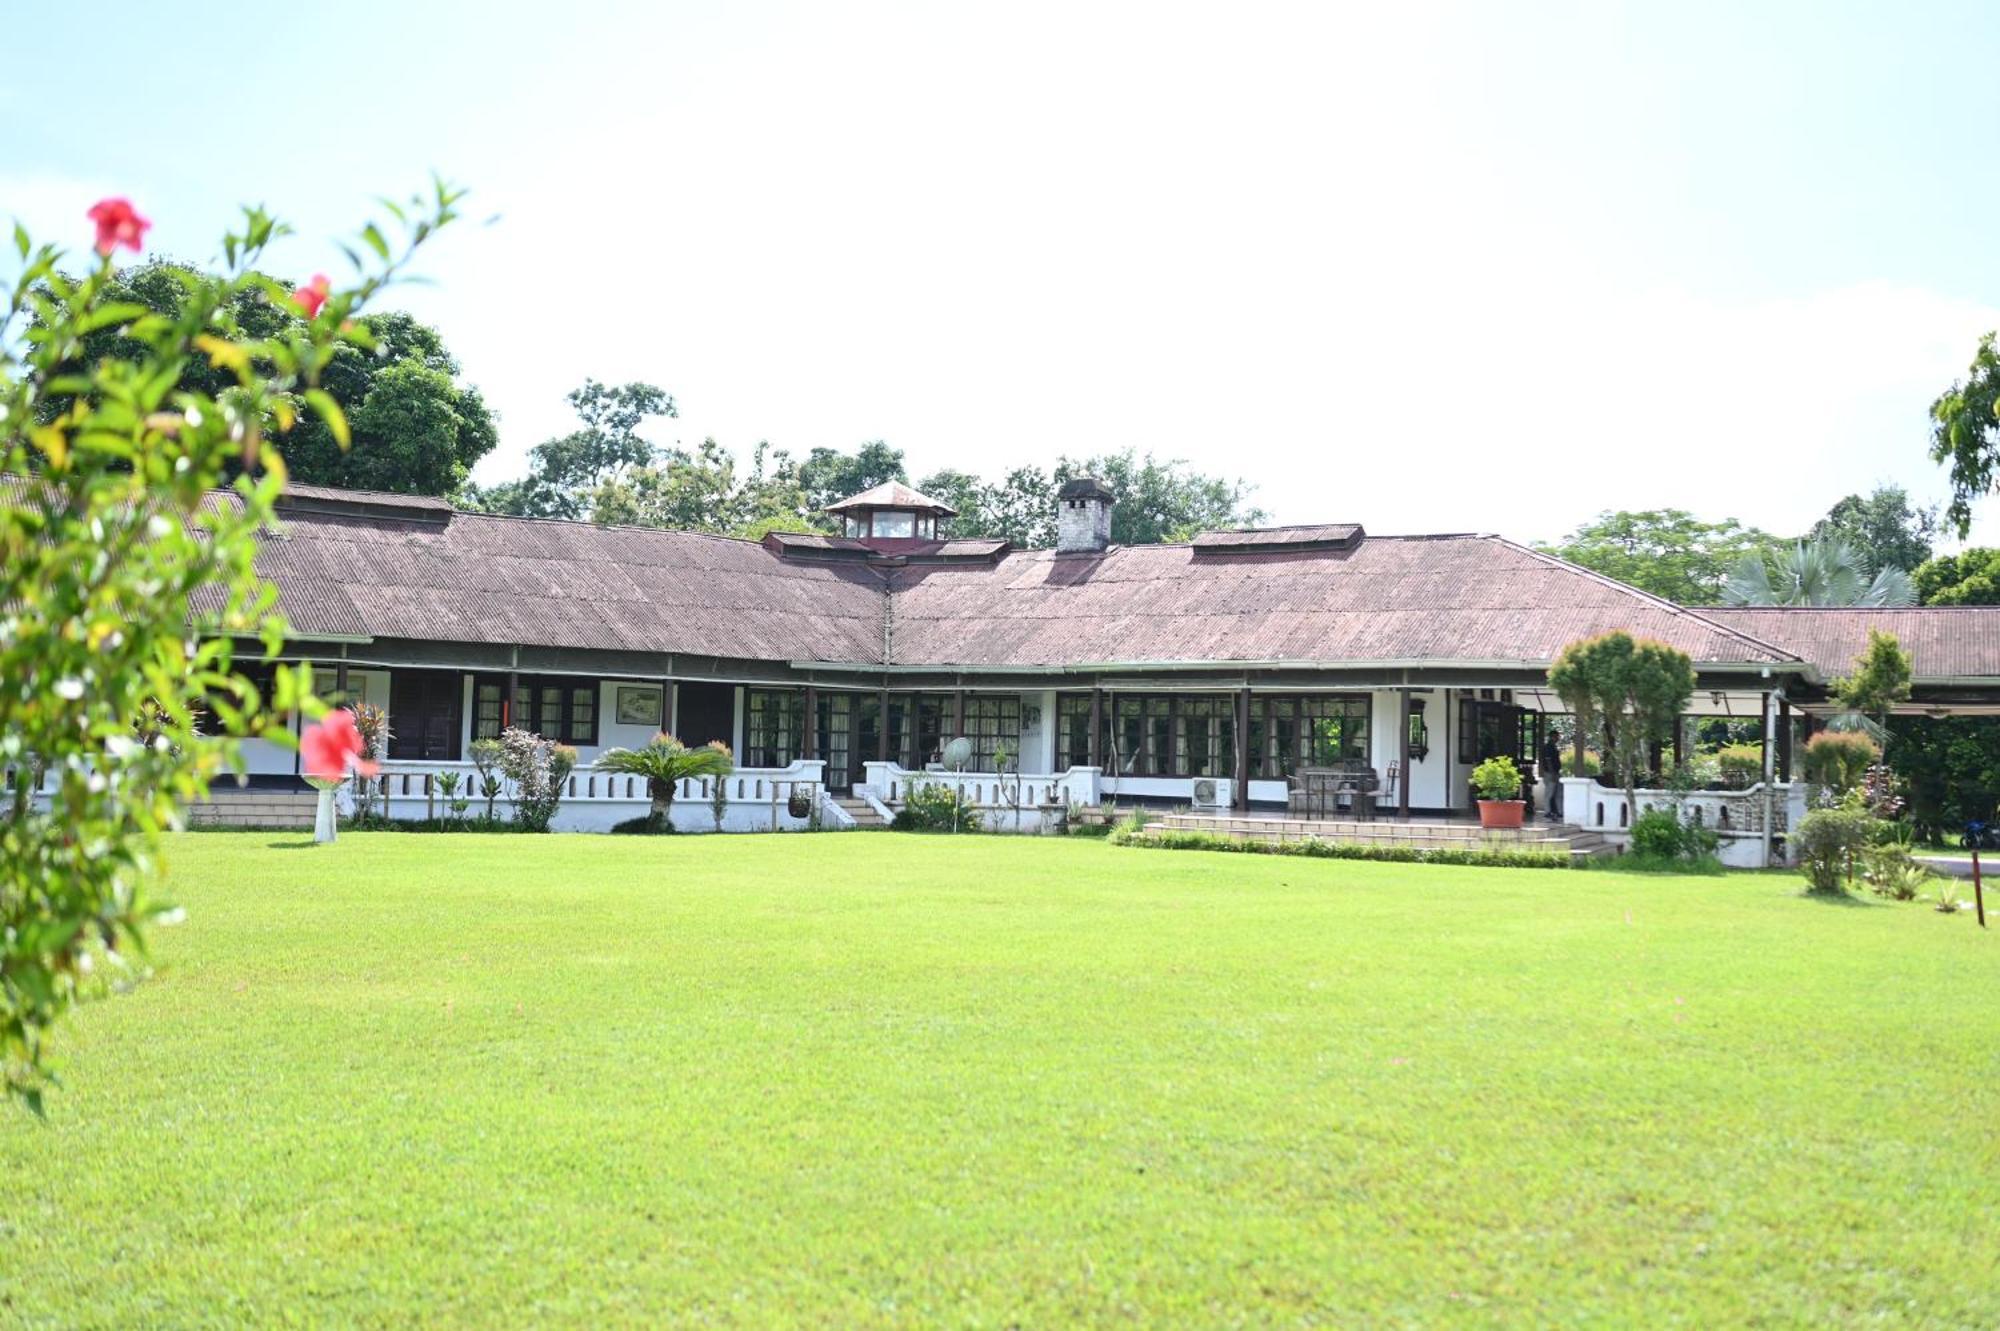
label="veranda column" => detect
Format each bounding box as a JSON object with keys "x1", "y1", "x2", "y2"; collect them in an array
[
  {"x1": 1760, "y1": 690, "x2": 1777, "y2": 868},
  {"x1": 1087, "y1": 687, "x2": 1102, "y2": 768},
  {"x1": 802, "y1": 685, "x2": 818, "y2": 760},
  {"x1": 1232, "y1": 687, "x2": 1251, "y2": 812},
  {"x1": 1398, "y1": 687, "x2": 1412, "y2": 820},
  {"x1": 877, "y1": 686, "x2": 891, "y2": 763},
  {"x1": 334, "y1": 660, "x2": 349, "y2": 707},
  {"x1": 1777, "y1": 698, "x2": 1793, "y2": 783}
]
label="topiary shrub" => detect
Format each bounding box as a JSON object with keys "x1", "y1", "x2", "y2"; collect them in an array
[
  {"x1": 1715, "y1": 743, "x2": 1764, "y2": 787},
  {"x1": 1803, "y1": 731, "x2": 1879, "y2": 794},
  {"x1": 1793, "y1": 801, "x2": 1878, "y2": 893}
]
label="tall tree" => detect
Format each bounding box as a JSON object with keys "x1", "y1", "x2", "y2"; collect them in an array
[
  {"x1": 1930, "y1": 331, "x2": 2000, "y2": 536},
  {"x1": 1722, "y1": 536, "x2": 1916, "y2": 607},
  {"x1": 591, "y1": 438, "x2": 819, "y2": 537},
  {"x1": 798, "y1": 440, "x2": 907, "y2": 510},
  {"x1": 1537, "y1": 510, "x2": 1779, "y2": 604},
  {"x1": 1052, "y1": 450, "x2": 1262, "y2": 545},
  {"x1": 918, "y1": 465, "x2": 1059, "y2": 546},
  {"x1": 468, "y1": 380, "x2": 673, "y2": 519},
  {"x1": 56, "y1": 260, "x2": 495, "y2": 495},
  {"x1": 1548, "y1": 631, "x2": 1696, "y2": 827},
  {"x1": 1810, "y1": 484, "x2": 1937, "y2": 577},
  {"x1": 1913, "y1": 547, "x2": 2000, "y2": 605}
]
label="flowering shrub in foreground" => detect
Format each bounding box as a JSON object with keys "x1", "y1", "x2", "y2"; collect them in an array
[{"x1": 1, "y1": 184, "x2": 460, "y2": 1111}]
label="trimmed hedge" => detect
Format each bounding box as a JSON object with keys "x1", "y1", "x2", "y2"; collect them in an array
[{"x1": 1112, "y1": 827, "x2": 1576, "y2": 870}]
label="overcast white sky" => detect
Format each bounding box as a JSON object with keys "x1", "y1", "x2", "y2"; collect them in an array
[{"x1": 12, "y1": 1, "x2": 2000, "y2": 545}]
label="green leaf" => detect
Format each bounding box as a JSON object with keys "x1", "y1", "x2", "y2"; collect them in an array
[{"x1": 304, "y1": 389, "x2": 349, "y2": 449}]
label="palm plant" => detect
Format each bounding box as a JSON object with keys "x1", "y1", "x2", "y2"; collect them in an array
[
  {"x1": 595, "y1": 733, "x2": 733, "y2": 829},
  {"x1": 1722, "y1": 536, "x2": 1916, "y2": 608}
]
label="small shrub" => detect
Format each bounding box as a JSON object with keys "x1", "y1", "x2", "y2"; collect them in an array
[
  {"x1": 1802, "y1": 732, "x2": 1879, "y2": 794},
  {"x1": 1716, "y1": 743, "x2": 1764, "y2": 787},
  {"x1": 1471, "y1": 756, "x2": 1523, "y2": 803},
  {"x1": 895, "y1": 779, "x2": 981, "y2": 832},
  {"x1": 1933, "y1": 880, "x2": 1965, "y2": 914},
  {"x1": 1626, "y1": 806, "x2": 1722, "y2": 867},
  {"x1": 434, "y1": 770, "x2": 470, "y2": 822},
  {"x1": 1793, "y1": 800, "x2": 1879, "y2": 893},
  {"x1": 1629, "y1": 809, "x2": 1685, "y2": 859},
  {"x1": 709, "y1": 772, "x2": 729, "y2": 831},
  {"x1": 469, "y1": 738, "x2": 505, "y2": 820},
  {"x1": 1860, "y1": 844, "x2": 1933, "y2": 901},
  {"x1": 500, "y1": 729, "x2": 574, "y2": 832}
]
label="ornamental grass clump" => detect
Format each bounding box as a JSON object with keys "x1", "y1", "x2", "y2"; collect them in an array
[{"x1": 0, "y1": 184, "x2": 459, "y2": 1110}]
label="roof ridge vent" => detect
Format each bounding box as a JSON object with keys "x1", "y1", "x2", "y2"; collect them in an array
[
  {"x1": 1191, "y1": 523, "x2": 1362, "y2": 553},
  {"x1": 275, "y1": 484, "x2": 453, "y2": 526}
]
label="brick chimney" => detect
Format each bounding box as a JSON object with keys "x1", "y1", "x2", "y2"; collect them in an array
[{"x1": 1055, "y1": 477, "x2": 1115, "y2": 554}]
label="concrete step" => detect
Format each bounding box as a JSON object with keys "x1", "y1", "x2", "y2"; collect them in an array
[{"x1": 832, "y1": 796, "x2": 889, "y2": 827}]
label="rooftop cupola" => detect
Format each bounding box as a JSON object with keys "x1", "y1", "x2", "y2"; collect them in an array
[
  {"x1": 1055, "y1": 476, "x2": 1116, "y2": 554},
  {"x1": 823, "y1": 480, "x2": 956, "y2": 548}
]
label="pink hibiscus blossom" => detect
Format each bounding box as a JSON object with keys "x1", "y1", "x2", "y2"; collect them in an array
[{"x1": 301, "y1": 709, "x2": 380, "y2": 781}]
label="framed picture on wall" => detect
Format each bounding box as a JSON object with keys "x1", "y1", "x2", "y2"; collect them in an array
[{"x1": 615, "y1": 684, "x2": 664, "y2": 727}]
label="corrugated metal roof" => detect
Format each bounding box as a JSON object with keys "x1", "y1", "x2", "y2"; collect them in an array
[
  {"x1": 193, "y1": 486, "x2": 1827, "y2": 671},
  {"x1": 1702, "y1": 607, "x2": 2000, "y2": 680},
  {"x1": 884, "y1": 536, "x2": 1801, "y2": 668},
  {"x1": 254, "y1": 503, "x2": 888, "y2": 663}
]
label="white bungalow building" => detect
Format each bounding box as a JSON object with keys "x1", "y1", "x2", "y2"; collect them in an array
[{"x1": 165, "y1": 478, "x2": 2000, "y2": 861}]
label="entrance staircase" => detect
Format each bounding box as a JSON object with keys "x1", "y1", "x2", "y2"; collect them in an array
[
  {"x1": 1146, "y1": 812, "x2": 1611, "y2": 862},
  {"x1": 185, "y1": 787, "x2": 320, "y2": 831},
  {"x1": 832, "y1": 795, "x2": 890, "y2": 829}
]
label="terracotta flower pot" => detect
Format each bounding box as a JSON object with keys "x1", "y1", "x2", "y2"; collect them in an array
[{"x1": 1477, "y1": 799, "x2": 1525, "y2": 829}]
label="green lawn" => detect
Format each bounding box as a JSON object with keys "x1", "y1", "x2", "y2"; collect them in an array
[{"x1": 4, "y1": 833, "x2": 1997, "y2": 1328}]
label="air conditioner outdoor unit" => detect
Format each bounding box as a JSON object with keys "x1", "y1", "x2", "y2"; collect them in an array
[{"x1": 1189, "y1": 778, "x2": 1232, "y2": 809}]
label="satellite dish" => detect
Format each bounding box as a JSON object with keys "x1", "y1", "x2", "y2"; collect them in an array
[{"x1": 941, "y1": 736, "x2": 974, "y2": 771}]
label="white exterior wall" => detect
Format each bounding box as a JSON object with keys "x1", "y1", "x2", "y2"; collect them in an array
[
  {"x1": 1561, "y1": 776, "x2": 1807, "y2": 868},
  {"x1": 860, "y1": 762, "x2": 1101, "y2": 833},
  {"x1": 237, "y1": 667, "x2": 392, "y2": 778},
  {"x1": 361, "y1": 759, "x2": 834, "y2": 832},
  {"x1": 1368, "y1": 689, "x2": 1463, "y2": 812}
]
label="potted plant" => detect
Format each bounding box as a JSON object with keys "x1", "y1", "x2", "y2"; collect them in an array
[{"x1": 1471, "y1": 755, "x2": 1526, "y2": 829}]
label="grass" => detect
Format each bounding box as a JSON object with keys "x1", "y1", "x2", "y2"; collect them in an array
[{"x1": 3, "y1": 832, "x2": 1997, "y2": 1328}]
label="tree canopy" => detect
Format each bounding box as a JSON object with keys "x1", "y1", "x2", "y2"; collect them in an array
[
  {"x1": 1913, "y1": 547, "x2": 2000, "y2": 606},
  {"x1": 1834, "y1": 628, "x2": 1913, "y2": 722},
  {"x1": 471, "y1": 392, "x2": 1261, "y2": 547},
  {"x1": 468, "y1": 380, "x2": 674, "y2": 520},
  {"x1": 1536, "y1": 510, "x2": 1779, "y2": 604},
  {"x1": 919, "y1": 451, "x2": 1262, "y2": 547},
  {"x1": 1810, "y1": 484, "x2": 1937, "y2": 577},
  {"x1": 1929, "y1": 331, "x2": 2000, "y2": 536},
  {"x1": 1548, "y1": 631, "x2": 1697, "y2": 823},
  {"x1": 56, "y1": 259, "x2": 495, "y2": 495}
]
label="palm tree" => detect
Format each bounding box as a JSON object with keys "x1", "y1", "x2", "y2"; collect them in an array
[
  {"x1": 596, "y1": 734, "x2": 734, "y2": 829},
  {"x1": 1722, "y1": 536, "x2": 1916, "y2": 608}
]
